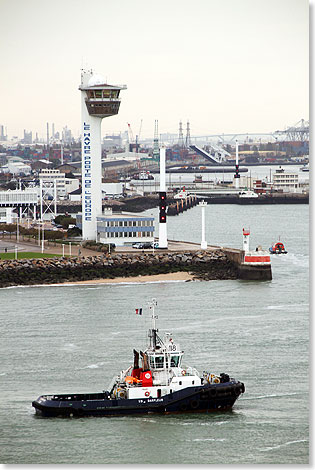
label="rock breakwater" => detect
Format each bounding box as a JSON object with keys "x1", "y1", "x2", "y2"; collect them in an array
[{"x1": 0, "y1": 250, "x2": 238, "y2": 288}]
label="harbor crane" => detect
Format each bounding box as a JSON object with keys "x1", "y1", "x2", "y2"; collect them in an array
[
  {"x1": 127, "y1": 120, "x2": 143, "y2": 152},
  {"x1": 127, "y1": 123, "x2": 134, "y2": 143},
  {"x1": 274, "y1": 119, "x2": 309, "y2": 142}
]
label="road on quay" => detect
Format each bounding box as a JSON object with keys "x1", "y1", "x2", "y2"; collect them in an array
[
  {"x1": 0, "y1": 237, "x2": 97, "y2": 257},
  {"x1": 0, "y1": 236, "x2": 223, "y2": 258}
]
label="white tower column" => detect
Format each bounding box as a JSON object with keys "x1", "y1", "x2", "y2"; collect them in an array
[
  {"x1": 79, "y1": 70, "x2": 126, "y2": 240},
  {"x1": 160, "y1": 146, "x2": 166, "y2": 191},
  {"x1": 234, "y1": 139, "x2": 240, "y2": 189},
  {"x1": 242, "y1": 228, "x2": 250, "y2": 253},
  {"x1": 158, "y1": 147, "x2": 168, "y2": 248},
  {"x1": 40, "y1": 179, "x2": 43, "y2": 221},
  {"x1": 199, "y1": 200, "x2": 207, "y2": 249},
  {"x1": 81, "y1": 100, "x2": 102, "y2": 240}
]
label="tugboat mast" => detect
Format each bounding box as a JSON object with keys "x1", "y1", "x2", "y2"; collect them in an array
[{"x1": 148, "y1": 298, "x2": 158, "y2": 349}]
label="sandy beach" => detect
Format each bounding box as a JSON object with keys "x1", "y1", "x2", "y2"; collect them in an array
[{"x1": 61, "y1": 271, "x2": 195, "y2": 286}]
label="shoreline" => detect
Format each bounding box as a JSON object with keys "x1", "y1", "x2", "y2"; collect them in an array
[
  {"x1": 2, "y1": 271, "x2": 196, "y2": 289},
  {"x1": 60, "y1": 271, "x2": 195, "y2": 285}
]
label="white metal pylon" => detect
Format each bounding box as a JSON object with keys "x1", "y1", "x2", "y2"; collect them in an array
[{"x1": 40, "y1": 179, "x2": 57, "y2": 220}]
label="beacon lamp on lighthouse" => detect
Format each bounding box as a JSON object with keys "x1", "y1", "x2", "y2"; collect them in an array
[
  {"x1": 158, "y1": 146, "x2": 168, "y2": 249},
  {"x1": 79, "y1": 70, "x2": 126, "y2": 240}
]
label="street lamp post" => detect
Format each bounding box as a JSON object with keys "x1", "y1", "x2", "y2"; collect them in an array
[
  {"x1": 41, "y1": 223, "x2": 45, "y2": 253},
  {"x1": 16, "y1": 216, "x2": 19, "y2": 243},
  {"x1": 198, "y1": 200, "x2": 208, "y2": 250},
  {"x1": 38, "y1": 222, "x2": 41, "y2": 246}
]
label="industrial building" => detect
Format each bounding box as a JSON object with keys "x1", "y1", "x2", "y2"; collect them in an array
[
  {"x1": 76, "y1": 208, "x2": 154, "y2": 247},
  {"x1": 0, "y1": 157, "x2": 32, "y2": 175}
]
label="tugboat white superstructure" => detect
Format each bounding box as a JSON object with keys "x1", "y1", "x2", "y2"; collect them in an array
[{"x1": 32, "y1": 299, "x2": 245, "y2": 417}]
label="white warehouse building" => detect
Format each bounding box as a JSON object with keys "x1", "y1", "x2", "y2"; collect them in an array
[
  {"x1": 0, "y1": 161, "x2": 32, "y2": 175},
  {"x1": 76, "y1": 208, "x2": 155, "y2": 247}
]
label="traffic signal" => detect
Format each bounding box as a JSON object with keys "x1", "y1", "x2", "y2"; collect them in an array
[
  {"x1": 159, "y1": 191, "x2": 167, "y2": 223},
  {"x1": 159, "y1": 192, "x2": 166, "y2": 205}
]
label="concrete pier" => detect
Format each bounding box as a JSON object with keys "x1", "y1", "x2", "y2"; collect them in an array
[
  {"x1": 0, "y1": 241, "x2": 272, "y2": 288},
  {"x1": 221, "y1": 247, "x2": 272, "y2": 281}
]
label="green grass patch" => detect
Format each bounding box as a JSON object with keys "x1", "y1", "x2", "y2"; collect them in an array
[{"x1": 0, "y1": 252, "x2": 62, "y2": 260}]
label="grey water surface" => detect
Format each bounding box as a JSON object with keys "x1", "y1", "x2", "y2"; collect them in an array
[{"x1": 0, "y1": 204, "x2": 309, "y2": 464}]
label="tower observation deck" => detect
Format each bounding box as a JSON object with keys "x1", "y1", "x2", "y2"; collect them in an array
[{"x1": 79, "y1": 70, "x2": 126, "y2": 240}]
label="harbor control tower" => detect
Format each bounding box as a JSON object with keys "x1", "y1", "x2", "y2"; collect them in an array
[{"x1": 79, "y1": 70, "x2": 126, "y2": 240}]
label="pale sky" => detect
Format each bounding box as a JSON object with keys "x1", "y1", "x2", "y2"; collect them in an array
[{"x1": 0, "y1": 0, "x2": 309, "y2": 140}]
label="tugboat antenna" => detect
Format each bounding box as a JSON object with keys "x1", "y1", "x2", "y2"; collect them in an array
[{"x1": 148, "y1": 298, "x2": 158, "y2": 349}]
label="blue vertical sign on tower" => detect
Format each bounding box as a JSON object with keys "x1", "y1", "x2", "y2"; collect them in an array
[{"x1": 83, "y1": 122, "x2": 92, "y2": 222}]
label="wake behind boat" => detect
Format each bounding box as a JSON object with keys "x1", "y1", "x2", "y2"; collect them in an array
[{"x1": 32, "y1": 299, "x2": 245, "y2": 417}]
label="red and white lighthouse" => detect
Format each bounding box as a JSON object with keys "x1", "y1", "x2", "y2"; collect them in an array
[
  {"x1": 242, "y1": 228, "x2": 250, "y2": 252},
  {"x1": 242, "y1": 228, "x2": 271, "y2": 265}
]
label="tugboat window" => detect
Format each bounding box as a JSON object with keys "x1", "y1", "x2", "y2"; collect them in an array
[
  {"x1": 170, "y1": 356, "x2": 180, "y2": 367},
  {"x1": 155, "y1": 356, "x2": 164, "y2": 369}
]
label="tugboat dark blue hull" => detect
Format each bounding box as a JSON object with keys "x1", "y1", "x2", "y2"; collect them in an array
[{"x1": 32, "y1": 381, "x2": 245, "y2": 418}]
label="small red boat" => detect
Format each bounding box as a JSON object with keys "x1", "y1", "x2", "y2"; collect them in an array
[{"x1": 269, "y1": 241, "x2": 287, "y2": 254}]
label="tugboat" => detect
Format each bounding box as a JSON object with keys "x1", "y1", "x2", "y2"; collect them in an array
[
  {"x1": 269, "y1": 241, "x2": 287, "y2": 254},
  {"x1": 32, "y1": 299, "x2": 245, "y2": 417}
]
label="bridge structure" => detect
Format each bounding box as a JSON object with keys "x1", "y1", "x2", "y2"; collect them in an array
[
  {"x1": 189, "y1": 144, "x2": 231, "y2": 164},
  {"x1": 139, "y1": 119, "x2": 309, "y2": 148}
]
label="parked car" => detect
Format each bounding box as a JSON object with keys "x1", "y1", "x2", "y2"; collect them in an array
[
  {"x1": 132, "y1": 242, "x2": 143, "y2": 249},
  {"x1": 132, "y1": 242, "x2": 155, "y2": 249},
  {"x1": 142, "y1": 242, "x2": 154, "y2": 249}
]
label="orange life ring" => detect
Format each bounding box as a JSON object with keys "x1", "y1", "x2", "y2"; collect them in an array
[
  {"x1": 145, "y1": 391, "x2": 150, "y2": 397},
  {"x1": 125, "y1": 376, "x2": 141, "y2": 384},
  {"x1": 181, "y1": 370, "x2": 186, "y2": 376}
]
